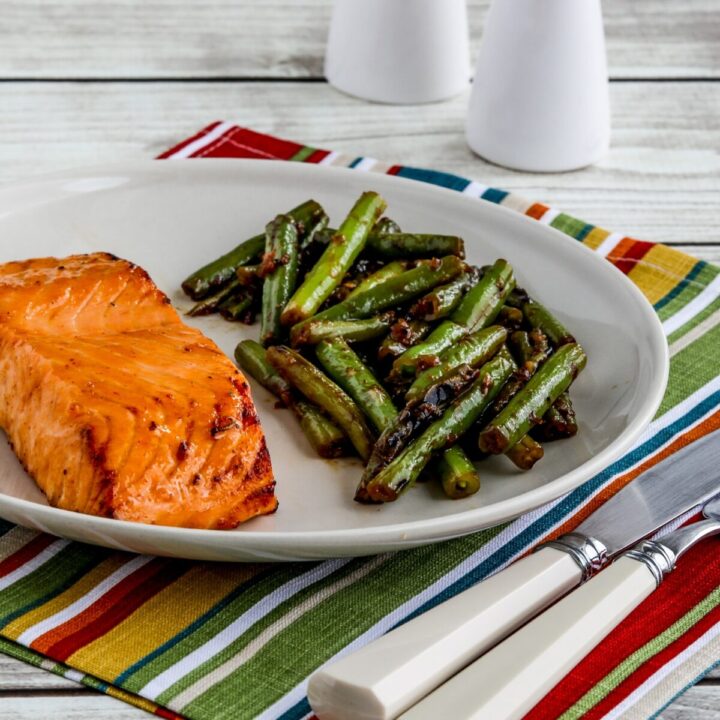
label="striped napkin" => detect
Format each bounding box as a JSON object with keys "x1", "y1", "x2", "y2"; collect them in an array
[{"x1": 1, "y1": 122, "x2": 719, "y2": 720}]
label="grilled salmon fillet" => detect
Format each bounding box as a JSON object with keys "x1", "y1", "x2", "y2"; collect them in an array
[{"x1": 0, "y1": 253, "x2": 276, "y2": 528}]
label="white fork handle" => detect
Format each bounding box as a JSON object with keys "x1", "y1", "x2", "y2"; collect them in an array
[
  {"x1": 308, "y1": 547, "x2": 582, "y2": 720},
  {"x1": 400, "y1": 556, "x2": 657, "y2": 720}
]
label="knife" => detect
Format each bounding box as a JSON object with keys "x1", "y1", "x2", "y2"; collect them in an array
[
  {"x1": 308, "y1": 430, "x2": 720, "y2": 720},
  {"x1": 400, "y1": 492, "x2": 720, "y2": 720}
]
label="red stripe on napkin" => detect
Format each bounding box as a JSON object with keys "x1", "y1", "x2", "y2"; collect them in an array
[
  {"x1": 156, "y1": 121, "x2": 226, "y2": 160},
  {"x1": 34, "y1": 559, "x2": 185, "y2": 660},
  {"x1": 0, "y1": 534, "x2": 57, "y2": 578},
  {"x1": 526, "y1": 536, "x2": 720, "y2": 719},
  {"x1": 608, "y1": 238, "x2": 655, "y2": 275}
]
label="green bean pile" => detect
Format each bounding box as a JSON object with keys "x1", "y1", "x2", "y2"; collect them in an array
[{"x1": 181, "y1": 192, "x2": 587, "y2": 505}]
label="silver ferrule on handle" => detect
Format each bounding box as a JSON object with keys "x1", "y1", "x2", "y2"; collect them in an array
[
  {"x1": 543, "y1": 532, "x2": 609, "y2": 582},
  {"x1": 624, "y1": 540, "x2": 676, "y2": 587}
]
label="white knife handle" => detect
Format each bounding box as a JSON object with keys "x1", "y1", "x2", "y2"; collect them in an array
[
  {"x1": 308, "y1": 547, "x2": 582, "y2": 720},
  {"x1": 400, "y1": 556, "x2": 657, "y2": 720}
]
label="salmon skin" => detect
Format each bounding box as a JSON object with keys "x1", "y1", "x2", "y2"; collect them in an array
[{"x1": 0, "y1": 253, "x2": 276, "y2": 529}]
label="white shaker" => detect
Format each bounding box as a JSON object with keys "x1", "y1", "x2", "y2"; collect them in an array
[
  {"x1": 467, "y1": 0, "x2": 610, "y2": 172},
  {"x1": 325, "y1": 0, "x2": 470, "y2": 104}
]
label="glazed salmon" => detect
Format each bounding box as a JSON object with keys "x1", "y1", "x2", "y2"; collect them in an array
[{"x1": 0, "y1": 253, "x2": 276, "y2": 529}]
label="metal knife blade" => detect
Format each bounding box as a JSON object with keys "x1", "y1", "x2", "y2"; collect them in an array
[{"x1": 575, "y1": 428, "x2": 720, "y2": 557}]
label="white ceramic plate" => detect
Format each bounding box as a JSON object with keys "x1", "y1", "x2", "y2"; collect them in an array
[{"x1": 0, "y1": 161, "x2": 668, "y2": 561}]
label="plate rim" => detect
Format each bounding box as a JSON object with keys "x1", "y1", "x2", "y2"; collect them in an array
[{"x1": 0, "y1": 159, "x2": 670, "y2": 556}]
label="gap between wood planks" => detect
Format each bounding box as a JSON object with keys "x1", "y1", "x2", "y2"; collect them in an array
[
  {"x1": 0, "y1": 675, "x2": 719, "y2": 697},
  {"x1": 0, "y1": 77, "x2": 718, "y2": 84}
]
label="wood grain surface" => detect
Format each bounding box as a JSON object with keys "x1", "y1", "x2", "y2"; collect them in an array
[
  {"x1": 0, "y1": 81, "x2": 718, "y2": 245},
  {"x1": 1, "y1": 1, "x2": 718, "y2": 79}
]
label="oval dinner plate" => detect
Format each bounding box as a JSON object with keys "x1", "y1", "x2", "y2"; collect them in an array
[{"x1": 0, "y1": 160, "x2": 668, "y2": 561}]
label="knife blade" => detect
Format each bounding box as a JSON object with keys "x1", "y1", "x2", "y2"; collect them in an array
[
  {"x1": 575, "y1": 430, "x2": 720, "y2": 556},
  {"x1": 308, "y1": 430, "x2": 720, "y2": 720}
]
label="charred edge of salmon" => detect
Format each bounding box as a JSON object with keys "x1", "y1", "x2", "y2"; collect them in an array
[
  {"x1": 249, "y1": 440, "x2": 272, "y2": 483},
  {"x1": 81, "y1": 253, "x2": 172, "y2": 305},
  {"x1": 81, "y1": 425, "x2": 115, "y2": 516},
  {"x1": 223, "y1": 439, "x2": 276, "y2": 500},
  {"x1": 216, "y1": 484, "x2": 278, "y2": 529},
  {"x1": 213, "y1": 442, "x2": 277, "y2": 529},
  {"x1": 123, "y1": 260, "x2": 174, "y2": 305},
  {"x1": 209, "y1": 378, "x2": 261, "y2": 436},
  {"x1": 125, "y1": 263, "x2": 172, "y2": 305},
  {"x1": 232, "y1": 378, "x2": 260, "y2": 428},
  {"x1": 215, "y1": 492, "x2": 278, "y2": 528},
  {"x1": 0, "y1": 253, "x2": 114, "y2": 273},
  {"x1": 246, "y1": 482, "x2": 276, "y2": 503},
  {"x1": 241, "y1": 404, "x2": 259, "y2": 427}
]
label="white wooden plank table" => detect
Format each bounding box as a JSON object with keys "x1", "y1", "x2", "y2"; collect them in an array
[{"x1": 0, "y1": 2, "x2": 718, "y2": 718}]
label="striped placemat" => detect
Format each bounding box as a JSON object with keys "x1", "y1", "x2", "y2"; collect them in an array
[{"x1": 1, "y1": 122, "x2": 719, "y2": 720}]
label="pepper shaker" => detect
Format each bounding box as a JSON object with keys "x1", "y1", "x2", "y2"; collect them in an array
[
  {"x1": 325, "y1": 0, "x2": 471, "y2": 105},
  {"x1": 467, "y1": 0, "x2": 610, "y2": 172}
]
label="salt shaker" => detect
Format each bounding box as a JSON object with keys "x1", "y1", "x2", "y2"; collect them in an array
[
  {"x1": 325, "y1": 0, "x2": 470, "y2": 105},
  {"x1": 466, "y1": 0, "x2": 610, "y2": 172}
]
